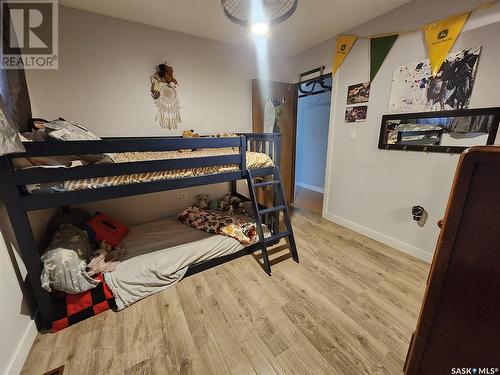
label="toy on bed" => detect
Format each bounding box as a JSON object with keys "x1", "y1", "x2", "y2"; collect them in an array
[
  {"x1": 182, "y1": 129, "x2": 200, "y2": 138},
  {"x1": 194, "y1": 193, "x2": 209, "y2": 209},
  {"x1": 207, "y1": 193, "x2": 248, "y2": 215}
]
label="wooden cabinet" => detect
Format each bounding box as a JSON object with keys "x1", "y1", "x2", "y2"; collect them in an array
[{"x1": 404, "y1": 146, "x2": 500, "y2": 374}]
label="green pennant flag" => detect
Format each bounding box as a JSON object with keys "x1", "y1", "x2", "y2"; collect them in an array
[{"x1": 370, "y1": 34, "x2": 399, "y2": 81}]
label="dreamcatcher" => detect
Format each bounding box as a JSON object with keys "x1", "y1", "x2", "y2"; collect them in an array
[{"x1": 150, "y1": 63, "x2": 181, "y2": 129}]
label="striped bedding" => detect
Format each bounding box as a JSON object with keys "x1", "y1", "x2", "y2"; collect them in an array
[{"x1": 25, "y1": 149, "x2": 273, "y2": 194}]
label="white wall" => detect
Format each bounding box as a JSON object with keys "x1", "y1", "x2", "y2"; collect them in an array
[
  {"x1": 0, "y1": 208, "x2": 54, "y2": 375},
  {"x1": 0, "y1": 234, "x2": 36, "y2": 375},
  {"x1": 291, "y1": 2, "x2": 500, "y2": 262},
  {"x1": 25, "y1": 6, "x2": 292, "y2": 137},
  {"x1": 295, "y1": 79, "x2": 331, "y2": 192}
]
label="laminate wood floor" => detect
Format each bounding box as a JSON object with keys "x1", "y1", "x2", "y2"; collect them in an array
[
  {"x1": 22, "y1": 208, "x2": 429, "y2": 375},
  {"x1": 294, "y1": 186, "x2": 323, "y2": 215}
]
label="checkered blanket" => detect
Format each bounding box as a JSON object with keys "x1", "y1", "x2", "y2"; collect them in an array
[{"x1": 51, "y1": 274, "x2": 116, "y2": 331}]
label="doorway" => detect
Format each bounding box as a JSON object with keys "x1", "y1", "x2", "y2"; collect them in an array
[{"x1": 294, "y1": 74, "x2": 332, "y2": 214}]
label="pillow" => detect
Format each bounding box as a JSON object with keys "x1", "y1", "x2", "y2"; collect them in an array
[
  {"x1": 81, "y1": 212, "x2": 129, "y2": 247},
  {"x1": 20, "y1": 128, "x2": 49, "y2": 141},
  {"x1": 41, "y1": 224, "x2": 99, "y2": 294},
  {"x1": 44, "y1": 120, "x2": 106, "y2": 162},
  {"x1": 44, "y1": 120, "x2": 100, "y2": 141}
]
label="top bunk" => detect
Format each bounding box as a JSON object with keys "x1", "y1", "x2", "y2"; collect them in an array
[{"x1": 0, "y1": 133, "x2": 281, "y2": 211}]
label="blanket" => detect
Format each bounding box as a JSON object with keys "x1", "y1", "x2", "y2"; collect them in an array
[
  {"x1": 104, "y1": 217, "x2": 244, "y2": 309},
  {"x1": 51, "y1": 274, "x2": 116, "y2": 331},
  {"x1": 178, "y1": 206, "x2": 257, "y2": 245}
]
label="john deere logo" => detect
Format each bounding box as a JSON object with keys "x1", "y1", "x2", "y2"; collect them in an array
[
  {"x1": 340, "y1": 44, "x2": 346, "y2": 52},
  {"x1": 438, "y1": 29, "x2": 449, "y2": 39}
]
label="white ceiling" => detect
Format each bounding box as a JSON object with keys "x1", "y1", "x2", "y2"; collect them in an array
[{"x1": 59, "y1": 0, "x2": 411, "y2": 56}]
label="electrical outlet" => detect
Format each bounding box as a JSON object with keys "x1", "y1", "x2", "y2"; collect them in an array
[{"x1": 181, "y1": 192, "x2": 188, "y2": 201}]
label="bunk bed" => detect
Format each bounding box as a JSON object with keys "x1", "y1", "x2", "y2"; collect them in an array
[{"x1": 0, "y1": 132, "x2": 299, "y2": 329}]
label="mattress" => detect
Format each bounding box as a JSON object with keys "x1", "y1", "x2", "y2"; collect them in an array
[
  {"x1": 24, "y1": 149, "x2": 273, "y2": 194},
  {"x1": 104, "y1": 216, "x2": 269, "y2": 309}
]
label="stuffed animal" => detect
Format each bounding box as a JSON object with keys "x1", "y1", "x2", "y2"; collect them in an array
[
  {"x1": 182, "y1": 130, "x2": 200, "y2": 138},
  {"x1": 217, "y1": 193, "x2": 247, "y2": 214},
  {"x1": 194, "y1": 194, "x2": 209, "y2": 209},
  {"x1": 98, "y1": 240, "x2": 112, "y2": 252},
  {"x1": 161, "y1": 64, "x2": 178, "y2": 86},
  {"x1": 208, "y1": 199, "x2": 218, "y2": 210}
]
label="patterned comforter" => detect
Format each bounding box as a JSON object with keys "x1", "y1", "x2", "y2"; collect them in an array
[{"x1": 178, "y1": 206, "x2": 257, "y2": 244}]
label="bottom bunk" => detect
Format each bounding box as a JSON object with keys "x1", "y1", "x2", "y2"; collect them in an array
[
  {"x1": 105, "y1": 215, "x2": 271, "y2": 310},
  {"x1": 42, "y1": 201, "x2": 275, "y2": 331}
]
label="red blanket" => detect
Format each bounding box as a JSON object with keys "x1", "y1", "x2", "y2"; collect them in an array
[{"x1": 52, "y1": 274, "x2": 116, "y2": 331}]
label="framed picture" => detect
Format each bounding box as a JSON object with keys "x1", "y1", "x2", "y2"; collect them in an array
[
  {"x1": 346, "y1": 82, "x2": 370, "y2": 105},
  {"x1": 345, "y1": 106, "x2": 367, "y2": 123},
  {"x1": 378, "y1": 107, "x2": 500, "y2": 154}
]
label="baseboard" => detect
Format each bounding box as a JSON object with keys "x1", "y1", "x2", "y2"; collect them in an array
[
  {"x1": 295, "y1": 182, "x2": 324, "y2": 194},
  {"x1": 323, "y1": 211, "x2": 433, "y2": 263},
  {"x1": 5, "y1": 319, "x2": 37, "y2": 375}
]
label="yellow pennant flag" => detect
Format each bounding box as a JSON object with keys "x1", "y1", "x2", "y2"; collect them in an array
[
  {"x1": 424, "y1": 12, "x2": 469, "y2": 76},
  {"x1": 332, "y1": 35, "x2": 357, "y2": 76}
]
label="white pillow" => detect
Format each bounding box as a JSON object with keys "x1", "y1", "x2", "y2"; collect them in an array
[{"x1": 44, "y1": 120, "x2": 101, "y2": 141}]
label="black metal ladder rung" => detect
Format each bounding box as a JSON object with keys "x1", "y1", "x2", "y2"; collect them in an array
[
  {"x1": 265, "y1": 230, "x2": 291, "y2": 244},
  {"x1": 258, "y1": 205, "x2": 286, "y2": 216},
  {"x1": 254, "y1": 180, "x2": 280, "y2": 188}
]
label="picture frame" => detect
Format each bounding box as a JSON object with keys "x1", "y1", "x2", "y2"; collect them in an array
[{"x1": 378, "y1": 107, "x2": 500, "y2": 154}]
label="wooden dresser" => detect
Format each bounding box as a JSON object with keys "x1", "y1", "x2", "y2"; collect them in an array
[{"x1": 404, "y1": 146, "x2": 500, "y2": 374}]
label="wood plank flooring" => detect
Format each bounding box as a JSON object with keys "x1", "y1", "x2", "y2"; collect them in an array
[
  {"x1": 294, "y1": 186, "x2": 323, "y2": 215},
  {"x1": 22, "y1": 208, "x2": 429, "y2": 375}
]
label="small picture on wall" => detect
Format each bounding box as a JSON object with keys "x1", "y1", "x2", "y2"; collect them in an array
[
  {"x1": 345, "y1": 106, "x2": 368, "y2": 123},
  {"x1": 346, "y1": 82, "x2": 370, "y2": 105}
]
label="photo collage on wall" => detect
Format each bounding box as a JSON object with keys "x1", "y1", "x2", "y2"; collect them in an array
[{"x1": 345, "y1": 82, "x2": 370, "y2": 123}]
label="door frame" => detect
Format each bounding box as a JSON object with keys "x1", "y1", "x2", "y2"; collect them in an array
[{"x1": 292, "y1": 72, "x2": 333, "y2": 203}]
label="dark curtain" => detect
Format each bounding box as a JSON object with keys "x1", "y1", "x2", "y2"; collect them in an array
[{"x1": 0, "y1": 0, "x2": 32, "y2": 132}]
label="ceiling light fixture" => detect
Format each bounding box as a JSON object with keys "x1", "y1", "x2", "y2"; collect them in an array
[
  {"x1": 250, "y1": 22, "x2": 270, "y2": 36},
  {"x1": 222, "y1": 0, "x2": 298, "y2": 36}
]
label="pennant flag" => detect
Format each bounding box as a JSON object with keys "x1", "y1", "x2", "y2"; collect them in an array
[
  {"x1": 332, "y1": 35, "x2": 357, "y2": 75},
  {"x1": 424, "y1": 12, "x2": 469, "y2": 76},
  {"x1": 370, "y1": 34, "x2": 398, "y2": 81}
]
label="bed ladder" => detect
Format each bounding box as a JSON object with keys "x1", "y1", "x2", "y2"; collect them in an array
[{"x1": 246, "y1": 166, "x2": 299, "y2": 275}]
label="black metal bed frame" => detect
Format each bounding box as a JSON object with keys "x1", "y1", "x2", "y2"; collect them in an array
[{"x1": 0, "y1": 133, "x2": 294, "y2": 330}]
